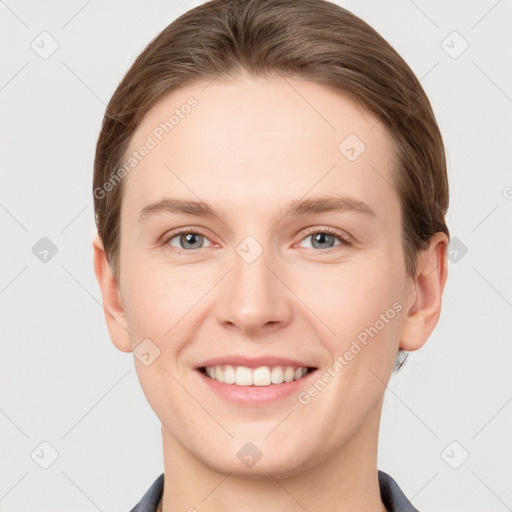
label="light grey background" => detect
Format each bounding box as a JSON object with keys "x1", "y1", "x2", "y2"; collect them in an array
[{"x1": 1, "y1": 1, "x2": 511, "y2": 511}]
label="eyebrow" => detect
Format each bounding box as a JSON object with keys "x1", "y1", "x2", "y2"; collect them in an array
[{"x1": 138, "y1": 195, "x2": 376, "y2": 222}]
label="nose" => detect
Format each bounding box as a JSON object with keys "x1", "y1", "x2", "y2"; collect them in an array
[{"x1": 215, "y1": 238, "x2": 294, "y2": 335}]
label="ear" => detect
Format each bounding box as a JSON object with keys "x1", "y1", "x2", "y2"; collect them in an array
[
  {"x1": 399, "y1": 232, "x2": 449, "y2": 352},
  {"x1": 92, "y1": 233, "x2": 132, "y2": 353}
]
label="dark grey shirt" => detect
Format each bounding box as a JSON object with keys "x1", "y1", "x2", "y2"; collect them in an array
[{"x1": 129, "y1": 470, "x2": 420, "y2": 511}]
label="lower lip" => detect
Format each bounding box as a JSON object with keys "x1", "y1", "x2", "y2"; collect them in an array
[{"x1": 196, "y1": 369, "x2": 317, "y2": 405}]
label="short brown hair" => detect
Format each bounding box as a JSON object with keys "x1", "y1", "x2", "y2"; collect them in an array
[{"x1": 93, "y1": 0, "x2": 450, "y2": 370}]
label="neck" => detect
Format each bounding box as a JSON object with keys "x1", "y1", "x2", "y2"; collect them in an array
[{"x1": 160, "y1": 403, "x2": 388, "y2": 512}]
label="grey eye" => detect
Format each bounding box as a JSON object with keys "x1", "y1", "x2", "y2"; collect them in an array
[{"x1": 169, "y1": 233, "x2": 206, "y2": 250}]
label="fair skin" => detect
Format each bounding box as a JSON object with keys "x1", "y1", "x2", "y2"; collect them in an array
[{"x1": 93, "y1": 74, "x2": 448, "y2": 512}]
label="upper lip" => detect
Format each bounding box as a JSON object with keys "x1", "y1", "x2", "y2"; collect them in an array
[{"x1": 195, "y1": 355, "x2": 317, "y2": 370}]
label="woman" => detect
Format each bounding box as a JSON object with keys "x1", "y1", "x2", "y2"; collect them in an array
[{"x1": 92, "y1": 1, "x2": 449, "y2": 510}]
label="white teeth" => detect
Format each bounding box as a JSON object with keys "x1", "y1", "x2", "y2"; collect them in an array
[
  {"x1": 235, "y1": 366, "x2": 253, "y2": 386},
  {"x1": 203, "y1": 365, "x2": 310, "y2": 386},
  {"x1": 271, "y1": 366, "x2": 283, "y2": 384},
  {"x1": 253, "y1": 366, "x2": 271, "y2": 386},
  {"x1": 224, "y1": 365, "x2": 235, "y2": 384},
  {"x1": 283, "y1": 367, "x2": 295, "y2": 382},
  {"x1": 215, "y1": 367, "x2": 225, "y2": 382}
]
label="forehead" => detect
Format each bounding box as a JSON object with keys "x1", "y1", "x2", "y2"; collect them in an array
[{"x1": 121, "y1": 75, "x2": 400, "y2": 224}]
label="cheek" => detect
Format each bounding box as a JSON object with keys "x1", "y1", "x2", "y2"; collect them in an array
[
  {"x1": 119, "y1": 262, "x2": 204, "y2": 419},
  {"x1": 292, "y1": 251, "x2": 405, "y2": 357},
  {"x1": 122, "y1": 268, "x2": 193, "y2": 339},
  {"x1": 120, "y1": 239, "x2": 188, "y2": 324},
  {"x1": 311, "y1": 257, "x2": 401, "y2": 311}
]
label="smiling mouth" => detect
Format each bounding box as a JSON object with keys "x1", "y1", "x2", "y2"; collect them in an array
[{"x1": 198, "y1": 365, "x2": 317, "y2": 387}]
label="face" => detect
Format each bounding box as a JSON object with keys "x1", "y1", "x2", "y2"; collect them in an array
[{"x1": 114, "y1": 75, "x2": 415, "y2": 478}]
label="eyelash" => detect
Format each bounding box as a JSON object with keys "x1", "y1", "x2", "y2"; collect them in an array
[{"x1": 161, "y1": 226, "x2": 353, "y2": 253}]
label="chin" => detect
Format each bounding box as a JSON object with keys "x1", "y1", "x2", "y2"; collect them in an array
[{"x1": 201, "y1": 441, "x2": 312, "y2": 481}]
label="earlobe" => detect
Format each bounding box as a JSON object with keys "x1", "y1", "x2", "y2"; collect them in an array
[
  {"x1": 399, "y1": 232, "x2": 449, "y2": 352},
  {"x1": 92, "y1": 233, "x2": 133, "y2": 353}
]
